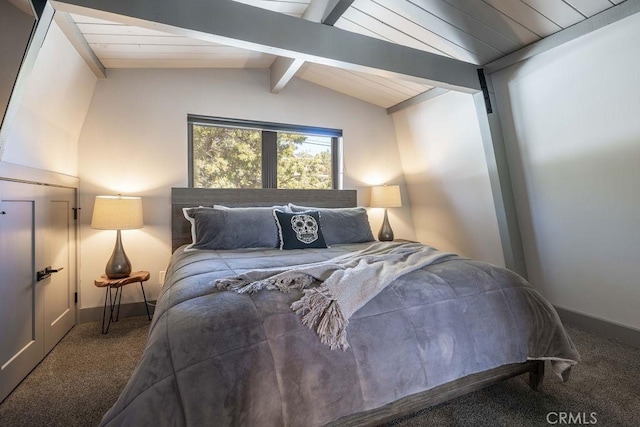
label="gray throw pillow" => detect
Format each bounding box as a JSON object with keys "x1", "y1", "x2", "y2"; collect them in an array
[
  {"x1": 288, "y1": 204, "x2": 374, "y2": 246},
  {"x1": 183, "y1": 206, "x2": 281, "y2": 251}
]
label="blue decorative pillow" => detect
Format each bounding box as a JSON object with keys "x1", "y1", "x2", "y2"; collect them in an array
[
  {"x1": 288, "y1": 204, "x2": 374, "y2": 246},
  {"x1": 273, "y1": 210, "x2": 327, "y2": 250},
  {"x1": 183, "y1": 206, "x2": 281, "y2": 251}
]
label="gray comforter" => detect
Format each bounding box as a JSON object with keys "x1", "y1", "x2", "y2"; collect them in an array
[{"x1": 100, "y1": 242, "x2": 579, "y2": 426}]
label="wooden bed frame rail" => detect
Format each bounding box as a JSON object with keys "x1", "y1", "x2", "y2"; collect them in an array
[{"x1": 330, "y1": 360, "x2": 544, "y2": 426}]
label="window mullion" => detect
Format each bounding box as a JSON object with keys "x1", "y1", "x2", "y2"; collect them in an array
[
  {"x1": 331, "y1": 137, "x2": 339, "y2": 190},
  {"x1": 262, "y1": 131, "x2": 277, "y2": 188},
  {"x1": 188, "y1": 123, "x2": 195, "y2": 187}
]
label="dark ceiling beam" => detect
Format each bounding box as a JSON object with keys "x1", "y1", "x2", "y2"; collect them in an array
[
  {"x1": 271, "y1": 0, "x2": 355, "y2": 93},
  {"x1": 50, "y1": 0, "x2": 482, "y2": 92},
  {"x1": 271, "y1": 0, "x2": 333, "y2": 94},
  {"x1": 322, "y1": 0, "x2": 355, "y2": 25}
]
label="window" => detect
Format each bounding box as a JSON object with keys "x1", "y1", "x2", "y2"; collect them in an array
[{"x1": 188, "y1": 115, "x2": 341, "y2": 189}]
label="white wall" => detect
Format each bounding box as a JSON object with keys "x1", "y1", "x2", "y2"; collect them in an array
[
  {"x1": 2, "y1": 22, "x2": 96, "y2": 176},
  {"x1": 77, "y1": 68, "x2": 415, "y2": 309},
  {"x1": 392, "y1": 91, "x2": 505, "y2": 267},
  {"x1": 0, "y1": 0, "x2": 34, "y2": 144},
  {"x1": 492, "y1": 12, "x2": 640, "y2": 330}
]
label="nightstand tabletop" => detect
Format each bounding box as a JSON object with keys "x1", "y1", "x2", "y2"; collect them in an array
[{"x1": 94, "y1": 270, "x2": 150, "y2": 288}]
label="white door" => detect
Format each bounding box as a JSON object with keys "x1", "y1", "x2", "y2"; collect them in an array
[
  {"x1": 40, "y1": 186, "x2": 76, "y2": 355},
  {"x1": 0, "y1": 181, "x2": 77, "y2": 403},
  {"x1": 0, "y1": 181, "x2": 43, "y2": 403}
]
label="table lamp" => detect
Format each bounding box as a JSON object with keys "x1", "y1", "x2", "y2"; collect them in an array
[
  {"x1": 91, "y1": 195, "x2": 143, "y2": 279},
  {"x1": 370, "y1": 185, "x2": 402, "y2": 241}
]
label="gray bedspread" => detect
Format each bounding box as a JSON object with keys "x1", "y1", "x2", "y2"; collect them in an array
[{"x1": 100, "y1": 242, "x2": 579, "y2": 427}]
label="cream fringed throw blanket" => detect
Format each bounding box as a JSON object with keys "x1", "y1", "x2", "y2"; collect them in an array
[{"x1": 215, "y1": 242, "x2": 455, "y2": 350}]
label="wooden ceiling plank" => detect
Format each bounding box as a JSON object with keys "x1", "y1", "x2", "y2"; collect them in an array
[
  {"x1": 70, "y1": 12, "x2": 118, "y2": 25},
  {"x1": 299, "y1": 66, "x2": 404, "y2": 107},
  {"x1": 341, "y1": 7, "x2": 461, "y2": 59},
  {"x1": 339, "y1": 68, "x2": 431, "y2": 96},
  {"x1": 521, "y1": 0, "x2": 585, "y2": 27},
  {"x1": 95, "y1": 51, "x2": 274, "y2": 60},
  {"x1": 101, "y1": 58, "x2": 275, "y2": 68},
  {"x1": 307, "y1": 63, "x2": 419, "y2": 101},
  {"x1": 354, "y1": 72, "x2": 432, "y2": 94},
  {"x1": 334, "y1": 16, "x2": 389, "y2": 40},
  {"x1": 362, "y1": 0, "x2": 502, "y2": 63},
  {"x1": 83, "y1": 34, "x2": 221, "y2": 46},
  {"x1": 75, "y1": 22, "x2": 178, "y2": 36},
  {"x1": 89, "y1": 44, "x2": 256, "y2": 54},
  {"x1": 482, "y1": 0, "x2": 561, "y2": 38},
  {"x1": 344, "y1": 73, "x2": 426, "y2": 97},
  {"x1": 562, "y1": 0, "x2": 613, "y2": 17},
  {"x1": 404, "y1": 0, "x2": 523, "y2": 54},
  {"x1": 443, "y1": 0, "x2": 540, "y2": 45},
  {"x1": 51, "y1": 0, "x2": 482, "y2": 92},
  {"x1": 297, "y1": 74, "x2": 385, "y2": 106},
  {"x1": 303, "y1": 63, "x2": 397, "y2": 94},
  {"x1": 233, "y1": 0, "x2": 310, "y2": 17}
]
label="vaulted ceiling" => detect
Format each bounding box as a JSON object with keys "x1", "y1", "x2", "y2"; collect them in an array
[{"x1": 52, "y1": 0, "x2": 628, "y2": 109}]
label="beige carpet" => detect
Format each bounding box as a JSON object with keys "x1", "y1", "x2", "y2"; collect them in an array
[
  {"x1": 0, "y1": 316, "x2": 149, "y2": 427},
  {"x1": 387, "y1": 324, "x2": 640, "y2": 426},
  {"x1": 0, "y1": 317, "x2": 638, "y2": 426}
]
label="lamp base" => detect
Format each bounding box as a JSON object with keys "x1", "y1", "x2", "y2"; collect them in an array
[
  {"x1": 105, "y1": 230, "x2": 132, "y2": 279},
  {"x1": 378, "y1": 208, "x2": 395, "y2": 241}
]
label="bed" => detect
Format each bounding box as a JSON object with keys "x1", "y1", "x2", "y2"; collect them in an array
[{"x1": 99, "y1": 187, "x2": 579, "y2": 426}]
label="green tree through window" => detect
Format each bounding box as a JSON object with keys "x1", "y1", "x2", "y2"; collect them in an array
[
  {"x1": 192, "y1": 125, "x2": 262, "y2": 188},
  {"x1": 277, "y1": 133, "x2": 332, "y2": 189},
  {"x1": 189, "y1": 116, "x2": 340, "y2": 189}
]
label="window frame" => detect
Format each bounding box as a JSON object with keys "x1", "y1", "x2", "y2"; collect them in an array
[{"x1": 188, "y1": 114, "x2": 342, "y2": 189}]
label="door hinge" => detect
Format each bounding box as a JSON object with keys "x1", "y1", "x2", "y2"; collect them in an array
[
  {"x1": 74, "y1": 292, "x2": 78, "y2": 304},
  {"x1": 72, "y1": 207, "x2": 80, "y2": 220}
]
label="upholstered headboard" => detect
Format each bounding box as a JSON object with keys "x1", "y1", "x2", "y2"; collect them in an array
[{"x1": 171, "y1": 188, "x2": 357, "y2": 252}]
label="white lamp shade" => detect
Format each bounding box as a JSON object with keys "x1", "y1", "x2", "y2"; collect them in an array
[
  {"x1": 91, "y1": 196, "x2": 143, "y2": 230},
  {"x1": 370, "y1": 185, "x2": 402, "y2": 208}
]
